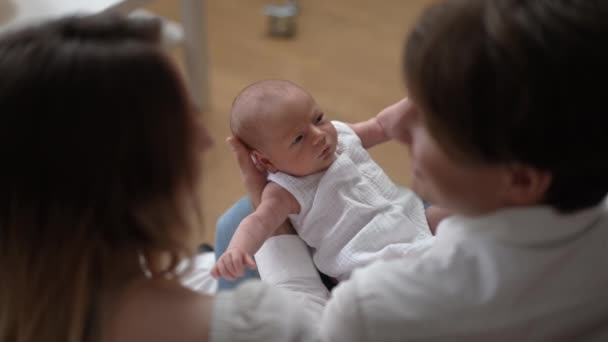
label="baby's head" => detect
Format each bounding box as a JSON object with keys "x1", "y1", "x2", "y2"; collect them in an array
[{"x1": 230, "y1": 80, "x2": 337, "y2": 177}]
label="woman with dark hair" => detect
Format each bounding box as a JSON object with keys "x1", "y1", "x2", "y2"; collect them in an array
[{"x1": 0, "y1": 14, "x2": 212, "y2": 341}]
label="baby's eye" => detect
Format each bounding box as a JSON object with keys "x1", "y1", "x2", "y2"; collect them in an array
[
  {"x1": 293, "y1": 135, "x2": 304, "y2": 144},
  {"x1": 315, "y1": 113, "x2": 324, "y2": 124}
]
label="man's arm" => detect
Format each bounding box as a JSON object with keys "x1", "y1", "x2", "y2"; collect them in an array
[{"x1": 212, "y1": 134, "x2": 332, "y2": 340}]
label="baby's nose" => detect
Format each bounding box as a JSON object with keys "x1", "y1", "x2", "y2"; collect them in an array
[{"x1": 313, "y1": 132, "x2": 326, "y2": 146}]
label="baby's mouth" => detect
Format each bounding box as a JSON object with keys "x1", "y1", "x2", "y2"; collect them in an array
[{"x1": 319, "y1": 145, "x2": 332, "y2": 160}]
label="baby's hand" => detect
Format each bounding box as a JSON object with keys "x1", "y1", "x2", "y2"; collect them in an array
[
  {"x1": 377, "y1": 98, "x2": 415, "y2": 144},
  {"x1": 211, "y1": 248, "x2": 257, "y2": 280}
]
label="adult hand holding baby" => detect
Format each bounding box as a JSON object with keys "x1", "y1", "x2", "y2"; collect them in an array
[
  {"x1": 215, "y1": 136, "x2": 297, "y2": 282},
  {"x1": 226, "y1": 135, "x2": 296, "y2": 236},
  {"x1": 227, "y1": 136, "x2": 267, "y2": 208}
]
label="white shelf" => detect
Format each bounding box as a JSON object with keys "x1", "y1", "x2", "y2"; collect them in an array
[
  {"x1": 0, "y1": 0, "x2": 208, "y2": 110},
  {"x1": 0, "y1": 0, "x2": 158, "y2": 33}
]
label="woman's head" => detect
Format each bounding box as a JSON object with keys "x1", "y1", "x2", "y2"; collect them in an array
[
  {"x1": 0, "y1": 13, "x2": 208, "y2": 341},
  {"x1": 401, "y1": 0, "x2": 608, "y2": 214}
]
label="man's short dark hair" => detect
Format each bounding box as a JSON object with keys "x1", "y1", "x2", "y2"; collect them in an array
[{"x1": 404, "y1": 0, "x2": 608, "y2": 212}]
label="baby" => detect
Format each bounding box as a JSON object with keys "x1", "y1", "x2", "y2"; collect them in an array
[{"x1": 212, "y1": 80, "x2": 434, "y2": 281}]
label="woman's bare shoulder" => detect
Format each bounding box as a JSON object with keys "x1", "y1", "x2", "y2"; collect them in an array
[{"x1": 103, "y1": 277, "x2": 213, "y2": 342}]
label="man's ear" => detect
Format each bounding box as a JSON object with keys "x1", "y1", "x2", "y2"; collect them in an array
[
  {"x1": 251, "y1": 150, "x2": 278, "y2": 173},
  {"x1": 503, "y1": 163, "x2": 552, "y2": 206}
]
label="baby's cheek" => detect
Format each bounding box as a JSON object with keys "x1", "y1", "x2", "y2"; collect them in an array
[{"x1": 290, "y1": 151, "x2": 307, "y2": 167}]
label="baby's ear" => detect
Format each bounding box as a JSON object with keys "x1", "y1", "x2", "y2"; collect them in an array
[{"x1": 251, "y1": 150, "x2": 277, "y2": 173}]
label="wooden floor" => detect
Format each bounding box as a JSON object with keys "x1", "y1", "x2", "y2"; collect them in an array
[{"x1": 146, "y1": 0, "x2": 433, "y2": 244}]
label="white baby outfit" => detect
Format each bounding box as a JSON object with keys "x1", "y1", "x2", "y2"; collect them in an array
[{"x1": 267, "y1": 121, "x2": 431, "y2": 280}]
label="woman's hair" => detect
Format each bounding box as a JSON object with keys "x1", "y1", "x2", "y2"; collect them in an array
[
  {"x1": 0, "y1": 13, "x2": 204, "y2": 342},
  {"x1": 404, "y1": 0, "x2": 608, "y2": 212}
]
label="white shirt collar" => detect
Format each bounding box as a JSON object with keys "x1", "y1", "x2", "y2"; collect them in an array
[{"x1": 437, "y1": 197, "x2": 608, "y2": 246}]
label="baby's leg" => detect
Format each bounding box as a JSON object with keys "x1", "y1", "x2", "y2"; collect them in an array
[{"x1": 215, "y1": 197, "x2": 260, "y2": 290}]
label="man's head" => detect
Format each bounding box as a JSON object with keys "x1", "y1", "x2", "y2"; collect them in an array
[
  {"x1": 230, "y1": 80, "x2": 337, "y2": 176},
  {"x1": 400, "y1": 0, "x2": 608, "y2": 214}
]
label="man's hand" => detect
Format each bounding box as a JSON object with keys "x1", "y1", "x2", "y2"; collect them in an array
[
  {"x1": 227, "y1": 136, "x2": 267, "y2": 208},
  {"x1": 211, "y1": 248, "x2": 257, "y2": 280}
]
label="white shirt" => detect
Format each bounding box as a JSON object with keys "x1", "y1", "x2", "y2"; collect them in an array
[
  {"x1": 211, "y1": 199, "x2": 608, "y2": 341},
  {"x1": 268, "y1": 121, "x2": 430, "y2": 280}
]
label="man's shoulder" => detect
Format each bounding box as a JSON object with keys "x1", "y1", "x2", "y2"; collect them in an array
[
  {"x1": 340, "y1": 233, "x2": 485, "y2": 319},
  {"x1": 323, "y1": 251, "x2": 473, "y2": 340}
]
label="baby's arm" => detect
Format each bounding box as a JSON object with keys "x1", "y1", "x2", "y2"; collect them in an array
[
  {"x1": 348, "y1": 98, "x2": 411, "y2": 149},
  {"x1": 211, "y1": 182, "x2": 300, "y2": 280}
]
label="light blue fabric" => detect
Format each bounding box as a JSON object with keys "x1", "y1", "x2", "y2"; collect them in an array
[{"x1": 214, "y1": 196, "x2": 259, "y2": 290}]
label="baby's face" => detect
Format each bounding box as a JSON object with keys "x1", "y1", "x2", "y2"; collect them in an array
[{"x1": 256, "y1": 91, "x2": 337, "y2": 177}]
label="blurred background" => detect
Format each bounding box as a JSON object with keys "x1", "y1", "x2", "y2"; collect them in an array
[
  {"x1": 142, "y1": 0, "x2": 434, "y2": 244},
  {"x1": 0, "y1": 0, "x2": 433, "y2": 245}
]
